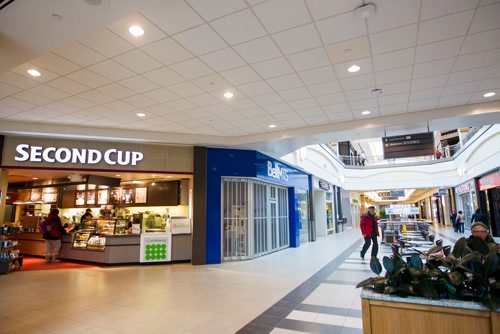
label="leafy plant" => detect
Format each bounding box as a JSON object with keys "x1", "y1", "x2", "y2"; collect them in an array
[
  {"x1": 357, "y1": 237, "x2": 500, "y2": 310},
  {"x1": 378, "y1": 208, "x2": 387, "y2": 219}
]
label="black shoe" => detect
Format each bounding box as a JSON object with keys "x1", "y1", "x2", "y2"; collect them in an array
[{"x1": 360, "y1": 252, "x2": 364, "y2": 260}]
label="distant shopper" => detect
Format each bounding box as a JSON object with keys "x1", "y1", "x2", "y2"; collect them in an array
[
  {"x1": 41, "y1": 209, "x2": 66, "y2": 263},
  {"x1": 456, "y1": 210, "x2": 464, "y2": 233},
  {"x1": 360, "y1": 206, "x2": 379, "y2": 259},
  {"x1": 435, "y1": 149, "x2": 442, "y2": 159},
  {"x1": 80, "y1": 208, "x2": 93, "y2": 224},
  {"x1": 360, "y1": 152, "x2": 366, "y2": 166},
  {"x1": 450, "y1": 210, "x2": 458, "y2": 232},
  {"x1": 471, "y1": 208, "x2": 489, "y2": 229}
]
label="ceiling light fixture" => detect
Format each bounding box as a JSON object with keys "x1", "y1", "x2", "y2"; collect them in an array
[
  {"x1": 32, "y1": 177, "x2": 39, "y2": 180},
  {"x1": 129, "y1": 25, "x2": 144, "y2": 37},
  {"x1": 269, "y1": 124, "x2": 276, "y2": 128},
  {"x1": 347, "y1": 65, "x2": 360, "y2": 73},
  {"x1": 483, "y1": 92, "x2": 496, "y2": 98},
  {"x1": 224, "y1": 92, "x2": 234, "y2": 99},
  {"x1": 354, "y1": 3, "x2": 376, "y2": 18},
  {"x1": 361, "y1": 110, "x2": 371, "y2": 115},
  {"x1": 27, "y1": 69, "x2": 41, "y2": 77},
  {"x1": 136, "y1": 112, "x2": 146, "y2": 117}
]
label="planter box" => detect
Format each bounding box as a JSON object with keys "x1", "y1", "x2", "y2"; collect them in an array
[{"x1": 361, "y1": 289, "x2": 500, "y2": 334}]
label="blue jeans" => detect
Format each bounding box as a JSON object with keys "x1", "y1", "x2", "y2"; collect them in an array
[
  {"x1": 361, "y1": 235, "x2": 378, "y2": 258},
  {"x1": 459, "y1": 223, "x2": 464, "y2": 233}
]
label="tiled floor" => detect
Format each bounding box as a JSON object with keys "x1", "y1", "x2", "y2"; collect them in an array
[{"x1": 0, "y1": 224, "x2": 467, "y2": 334}]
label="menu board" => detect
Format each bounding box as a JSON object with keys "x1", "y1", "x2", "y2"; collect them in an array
[
  {"x1": 135, "y1": 187, "x2": 147, "y2": 204},
  {"x1": 109, "y1": 188, "x2": 121, "y2": 205},
  {"x1": 75, "y1": 191, "x2": 85, "y2": 206},
  {"x1": 86, "y1": 191, "x2": 96, "y2": 205},
  {"x1": 30, "y1": 189, "x2": 42, "y2": 201},
  {"x1": 121, "y1": 188, "x2": 135, "y2": 204},
  {"x1": 98, "y1": 189, "x2": 108, "y2": 205}
]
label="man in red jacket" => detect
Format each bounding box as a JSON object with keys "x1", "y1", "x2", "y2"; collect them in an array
[{"x1": 360, "y1": 206, "x2": 379, "y2": 259}]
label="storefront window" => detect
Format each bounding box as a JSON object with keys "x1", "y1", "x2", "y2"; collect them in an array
[{"x1": 297, "y1": 189, "x2": 309, "y2": 244}]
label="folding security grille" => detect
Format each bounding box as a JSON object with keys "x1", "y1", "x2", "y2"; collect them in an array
[{"x1": 222, "y1": 178, "x2": 289, "y2": 261}]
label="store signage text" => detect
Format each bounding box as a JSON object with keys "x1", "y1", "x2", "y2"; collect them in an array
[
  {"x1": 319, "y1": 180, "x2": 331, "y2": 191},
  {"x1": 455, "y1": 181, "x2": 473, "y2": 194},
  {"x1": 15, "y1": 144, "x2": 144, "y2": 166},
  {"x1": 479, "y1": 172, "x2": 500, "y2": 191},
  {"x1": 267, "y1": 161, "x2": 289, "y2": 182}
]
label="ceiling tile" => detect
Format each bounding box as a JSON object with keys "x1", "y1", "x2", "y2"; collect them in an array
[
  {"x1": 237, "y1": 81, "x2": 274, "y2": 96},
  {"x1": 418, "y1": 10, "x2": 475, "y2": 44},
  {"x1": 78, "y1": 90, "x2": 116, "y2": 104},
  {"x1": 193, "y1": 74, "x2": 232, "y2": 92},
  {"x1": 170, "y1": 58, "x2": 214, "y2": 80},
  {"x1": 167, "y1": 81, "x2": 205, "y2": 98},
  {"x1": 327, "y1": 111, "x2": 354, "y2": 122},
  {"x1": 60, "y1": 96, "x2": 96, "y2": 109},
  {"x1": 379, "y1": 103, "x2": 408, "y2": 115},
  {"x1": 46, "y1": 77, "x2": 90, "y2": 95},
  {"x1": 442, "y1": 81, "x2": 481, "y2": 96},
  {"x1": 28, "y1": 85, "x2": 69, "y2": 100},
  {"x1": 253, "y1": 0, "x2": 311, "y2": 34},
  {"x1": 107, "y1": 12, "x2": 167, "y2": 47},
  {"x1": 199, "y1": 48, "x2": 246, "y2": 72},
  {"x1": 297, "y1": 107, "x2": 324, "y2": 117},
  {"x1": 174, "y1": 24, "x2": 228, "y2": 56},
  {"x1": 304, "y1": 114, "x2": 329, "y2": 125},
  {"x1": 220, "y1": 66, "x2": 261, "y2": 85},
  {"x1": 10, "y1": 63, "x2": 60, "y2": 84},
  {"x1": 87, "y1": 59, "x2": 135, "y2": 81},
  {"x1": 438, "y1": 93, "x2": 473, "y2": 107},
  {"x1": 344, "y1": 87, "x2": 374, "y2": 101},
  {"x1": 410, "y1": 87, "x2": 443, "y2": 101},
  {"x1": 322, "y1": 102, "x2": 351, "y2": 114},
  {"x1": 234, "y1": 36, "x2": 282, "y2": 64},
  {"x1": 415, "y1": 37, "x2": 463, "y2": 64},
  {"x1": 141, "y1": 38, "x2": 194, "y2": 66},
  {"x1": 142, "y1": 67, "x2": 185, "y2": 87},
  {"x1": 453, "y1": 49, "x2": 500, "y2": 72},
  {"x1": 334, "y1": 57, "x2": 372, "y2": 79},
  {"x1": 266, "y1": 74, "x2": 304, "y2": 91},
  {"x1": 252, "y1": 57, "x2": 294, "y2": 79},
  {"x1": 278, "y1": 87, "x2": 311, "y2": 102},
  {"x1": 460, "y1": 29, "x2": 500, "y2": 55},
  {"x1": 373, "y1": 48, "x2": 415, "y2": 71},
  {"x1": 79, "y1": 28, "x2": 134, "y2": 58},
  {"x1": 32, "y1": 53, "x2": 81, "y2": 75},
  {"x1": 0, "y1": 72, "x2": 39, "y2": 89},
  {"x1": 326, "y1": 36, "x2": 371, "y2": 64},
  {"x1": 54, "y1": 41, "x2": 106, "y2": 67},
  {"x1": 370, "y1": 24, "x2": 418, "y2": 55},
  {"x1": 252, "y1": 92, "x2": 284, "y2": 106},
  {"x1": 66, "y1": 69, "x2": 111, "y2": 88},
  {"x1": 143, "y1": 88, "x2": 179, "y2": 103},
  {"x1": 317, "y1": 12, "x2": 366, "y2": 45},
  {"x1": 210, "y1": 9, "x2": 267, "y2": 45},
  {"x1": 270, "y1": 110, "x2": 301, "y2": 120},
  {"x1": 306, "y1": 0, "x2": 363, "y2": 21},
  {"x1": 308, "y1": 80, "x2": 342, "y2": 96},
  {"x1": 411, "y1": 74, "x2": 449, "y2": 90},
  {"x1": 263, "y1": 103, "x2": 292, "y2": 113},
  {"x1": 144, "y1": 103, "x2": 176, "y2": 115},
  {"x1": 204, "y1": 103, "x2": 234, "y2": 114},
  {"x1": 447, "y1": 67, "x2": 490, "y2": 85},
  {"x1": 367, "y1": 0, "x2": 420, "y2": 33},
  {"x1": 288, "y1": 48, "x2": 331, "y2": 72},
  {"x1": 288, "y1": 97, "x2": 317, "y2": 109},
  {"x1": 227, "y1": 98, "x2": 258, "y2": 111},
  {"x1": 186, "y1": 93, "x2": 221, "y2": 107},
  {"x1": 479, "y1": 0, "x2": 500, "y2": 6},
  {"x1": 141, "y1": 0, "x2": 203, "y2": 35},
  {"x1": 103, "y1": 100, "x2": 137, "y2": 113},
  {"x1": 298, "y1": 66, "x2": 337, "y2": 85},
  {"x1": 412, "y1": 57, "x2": 455, "y2": 79},
  {"x1": 187, "y1": 0, "x2": 246, "y2": 21},
  {"x1": 13, "y1": 91, "x2": 52, "y2": 106},
  {"x1": 165, "y1": 99, "x2": 196, "y2": 111},
  {"x1": 469, "y1": 2, "x2": 500, "y2": 33},
  {"x1": 315, "y1": 93, "x2": 346, "y2": 106},
  {"x1": 113, "y1": 49, "x2": 163, "y2": 74},
  {"x1": 421, "y1": 0, "x2": 479, "y2": 20},
  {"x1": 377, "y1": 81, "x2": 411, "y2": 95},
  {"x1": 1, "y1": 97, "x2": 37, "y2": 111},
  {"x1": 97, "y1": 83, "x2": 136, "y2": 99},
  {"x1": 375, "y1": 66, "x2": 412, "y2": 85},
  {"x1": 339, "y1": 74, "x2": 375, "y2": 90},
  {"x1": 378, "y1": 93, "x2": 409, "y2": 106},
  {"x1": 119, "y1": 76, "x2": 160, "y2": 93},
  {"x1": 478, "y1": 77, "x2": 500, "y2": 90},
  {"x1": 272, "y1": 24, "x2": 322, "y2": 55},
  {"x1": 348, "y1": 98, "x2": 378, "y2": 111}
]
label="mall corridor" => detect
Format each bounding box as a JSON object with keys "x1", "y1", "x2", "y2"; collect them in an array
[{"x1": 0, "y1": 225, "x2": 464, "y2": 334}]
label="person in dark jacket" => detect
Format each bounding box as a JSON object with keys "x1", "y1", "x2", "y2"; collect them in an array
[
  {"x1": 360, "y1": 206, "x2": 379, "y2": 259},
  {"x1": 42, "y1": 208, "x2": 66, "y2": 263},
  {"x1": 80, "y1": 208, "x2": 93, "y2": 224},
  {"x1": 471, "y1": 208, "x2": 489, "y2": 229},
  {"x1": 450, "y1": 210, "x2": 457, "y2": 232}
]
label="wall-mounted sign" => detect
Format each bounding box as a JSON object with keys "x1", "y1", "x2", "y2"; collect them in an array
[
  {"x1": 382, "y1": 132, "x2": 434, "y2": 159},
  {"x1": 438, "y1": 188, "x2": 448, "y2": 196},
  {"x1": 267, "y1": 161, "x2": 289, "y2": 182},
  {"x1": 390, "y1": 190, "x2": 405, "y2": 197},
  {"x1": 478, "y1": 171, "x2": 500, "y2": 191},
  {"x1": 140, "y1": 234, "x2": 171, "y2": 263},
  {"x1": 14, "y1": 144, "x2": 144, "y2": 166},
  {"x1": 319, "y1": 180, "x2": 331, "y2": 191},
  {"x1": 455, "y1": 181, "x2": 474, "y2": 194},
  {"x1": 378, "y1": 191, "x2": 391, "y2": 197}
]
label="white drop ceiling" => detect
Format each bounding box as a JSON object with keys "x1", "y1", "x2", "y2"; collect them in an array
[{"x1": 1, "y1": 0, "x2": 500, "y2": 156}]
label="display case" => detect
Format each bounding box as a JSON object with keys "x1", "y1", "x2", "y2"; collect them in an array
[
  {"x1": 97, "y1": 219, "x2": 129, "y2": 235},
  {"x1": 72, "y1": 219, "x2": 98, "y2": 250},
  {"x1": 142, "y1": 214, "x2": 168, "y2": 233}
]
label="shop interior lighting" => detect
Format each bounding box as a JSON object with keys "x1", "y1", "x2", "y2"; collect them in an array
[
  {"x1": 129, "y1": 25, "x2": 144, "y2": 37},
  {"x1": 361, "y1": 110, "x2": 371, "y2": 115},
  {"x1": 136, "y1": 112, "x2": 146, "y2": 118},
  {"x1": 223, "y1": 92, "x2": 234, "y2": 99},
  {"x1": 347, "y1": 65, "x2": 360, "y2": 73},
  {"x1": 483, "y1": 92, "x2": 496, "y2": 98},
  {"x1": 268, "y1": 124, "x2": 276, "y2": 128},
  {"x1": 27, "y1": 69, "x2": 41, "y2": 77},
  {"x1": 32, "y1": 177, "x2": 38, "y2": 180}
]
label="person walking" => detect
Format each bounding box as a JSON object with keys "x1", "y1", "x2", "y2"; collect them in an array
[
  {"x1": 41, "y1": 209, "x2": 66, "y2": 263},
  {"x1": 471, "y1": 208, "x2": 489, "y2": 229},
  {"x1": 450, "y1": 210, "x2": 457, "y2": 232},
  {"x1": 456, "y1": 210, "x2": 465, "y2": 234},
  {"x1": 360, "y1": 206, "x2": 379, "y2": 259}
]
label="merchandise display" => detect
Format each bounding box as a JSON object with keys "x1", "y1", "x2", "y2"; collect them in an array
[{"x1": 0, "y1": 227, "x2": 23, "y2": 274}]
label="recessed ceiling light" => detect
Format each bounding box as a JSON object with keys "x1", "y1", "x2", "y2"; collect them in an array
[
  {"x1": 129, "y1": 25, "x2": 144, "y2": 37},
  {"x1": 136, "y1": 112, "x2": 146, "y2": 117},
  {"x1": 269, "y1": 124, "x2": 276, "y2": 128},
  {"x1": 361, "y1": 110, "x2": 371, "y2": 115},
  {"x1": 132, "y1": 180, "x2": 144, "y2": 184},
  {"x1": 32, "y1": 177, "x2": 39, "y2": 180},
  {"x1": 115, "y1": 174, "x2": 121, "y2": 177},
  {"x1": 483, "y1": 92, "x2": 496, "y2": 98},
  {"x1": 224, "y1": 92, "x2": 234, "y2": 99},
  {"x1": 27, "y1": 69, "x2": 41, "y2": 77},
  {"x1": 166, "y1": 175, "x2": 172, "y2": 178},
  {"x1": 347, "y1": 65, "x2": 360, "y2": 73}
]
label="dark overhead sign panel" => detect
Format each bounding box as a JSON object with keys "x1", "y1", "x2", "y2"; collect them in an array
[{"x1": 382, "y1": 132, "x2": 435, "y2": 159}]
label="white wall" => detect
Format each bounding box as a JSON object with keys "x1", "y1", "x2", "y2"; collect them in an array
[{"x1": 313, "y1": 190, "x2": 327, "y2": 237}]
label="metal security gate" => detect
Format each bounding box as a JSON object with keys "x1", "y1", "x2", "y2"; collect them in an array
[{"x1": 222, "y1": 178, "x2": 289, "y2": 261}]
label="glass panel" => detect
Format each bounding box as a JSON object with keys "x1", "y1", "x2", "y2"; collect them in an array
[
  {"x1": 297, "y1": 189, "x2": 310, "y2": 244},
  {"x1": 222, "y1": 178, "x2": 248, "y2": 260}
]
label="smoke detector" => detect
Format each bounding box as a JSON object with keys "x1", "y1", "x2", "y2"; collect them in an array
[
  {"x1": 355, "y1": 3, "x2": 376, "y2": 18},
  {"x1": 372, "y1": 88, "x2": 383, "y2": 97}
]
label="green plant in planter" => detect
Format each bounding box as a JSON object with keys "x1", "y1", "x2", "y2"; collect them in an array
[
  {"x1": 379, "y1": 208, "x2": 387, "y2": 219},
  {"x1": 357, "y1": 237, "x2": 500, "y2": 310}
]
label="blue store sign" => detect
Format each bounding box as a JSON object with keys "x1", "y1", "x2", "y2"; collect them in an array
[{"x1": 255, "y1": 152, "x2": 309, "y2": 190}]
